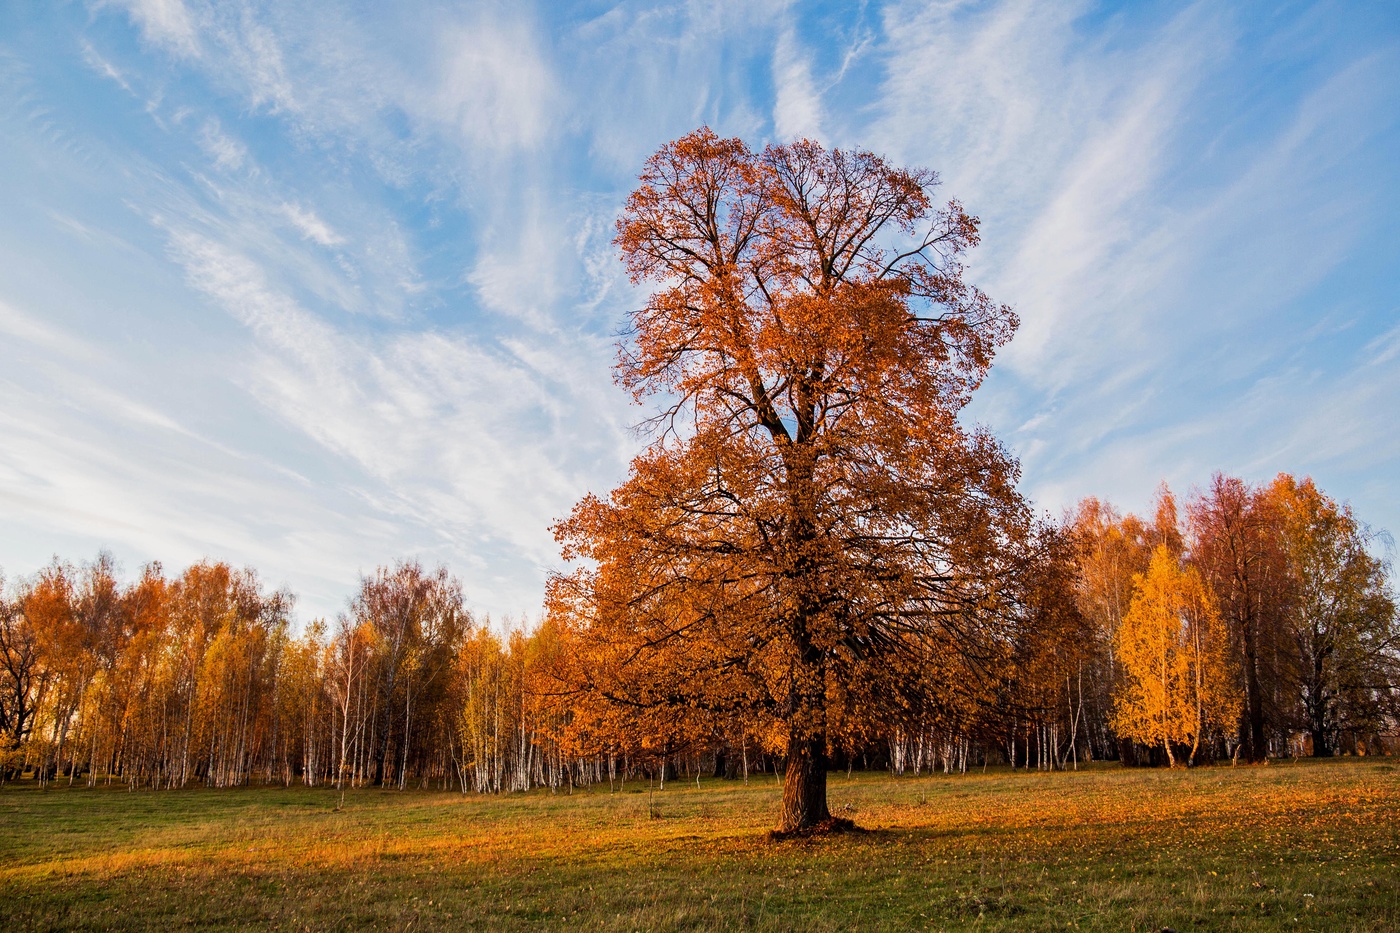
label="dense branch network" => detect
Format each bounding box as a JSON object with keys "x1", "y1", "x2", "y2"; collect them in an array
[{"x1": 550, "y1": 128, "x2": 1034, "y2": 832}]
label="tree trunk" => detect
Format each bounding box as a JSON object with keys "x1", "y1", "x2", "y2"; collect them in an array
[
  {"x1": 778, "y1": 734, "x2": 831, "y2": 833},
  {"x1": 1308, "y1": 650, "x2": 1333, "y2": 757},
  {"x1": 1310, "y1": 724, "x2": 1332, "y2": 757},
  {"x1": 1242, "y1": 616, "x2": 1267, "y2": 761}
]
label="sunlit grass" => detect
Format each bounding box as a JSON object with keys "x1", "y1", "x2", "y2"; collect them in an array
[{"x1": 2, "y1": 758, "x2": 1397, "y2": 930}]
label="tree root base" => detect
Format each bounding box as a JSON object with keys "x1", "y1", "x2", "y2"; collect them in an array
[{"x1": 768, "y1": 816, "x2": 862, "y2": 840}]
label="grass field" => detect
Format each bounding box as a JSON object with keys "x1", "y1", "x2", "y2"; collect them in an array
[{"x1": 2, "y1": 759, "x2": 1398, "y2": 931}]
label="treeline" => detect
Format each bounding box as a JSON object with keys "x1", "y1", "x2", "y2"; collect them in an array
[
  {"x1": 0, "y1": 560, "x2": 581, "y2": 791},
  {"x1": 1056, "y1": 473, "x2": 1398, "y2": 765},
  {"x1": 1, "y1": 472, "x2": 1396, "y2": 790}
]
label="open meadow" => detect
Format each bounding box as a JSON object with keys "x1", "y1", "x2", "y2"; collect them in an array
[{"x1": 2, "y1": 758, "x2": 1398, "y2": 931}]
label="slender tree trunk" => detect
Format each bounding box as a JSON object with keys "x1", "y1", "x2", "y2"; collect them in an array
[
  {"x1": 1190, "y1": 624, "x2": 1204, "y2": 767},
  {"x1": 1242, "y1": 612, "x2": 1266, "y2": 761},
  {"x1": 1308, "y1": 648, "x2": 1333, "y2": 757}
]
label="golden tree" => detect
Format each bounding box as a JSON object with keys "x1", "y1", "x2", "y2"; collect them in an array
[
  {"x1": 1065, "y1": 486, "x2": 1184, "y2": 763},
  {"x1": 1111, "y1": 546, "x2": 1239, "y2": 766},
  {"x1": 552, "y1": 128, "x2": 1028, "y2": 833}
]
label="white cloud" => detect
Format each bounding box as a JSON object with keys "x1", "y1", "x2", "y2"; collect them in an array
[
  {"x1": 198, "y1": 117, "x2": 248, "y2": 171},
  {"x1": 107, "y1": 0, "x2": 201, "y2": 58},
  {"x1": 466, "y1": 198, "x2": 570, "y2": 332},
  {"x1": 219, "y1": 11, "x2": 296, "y2": 112},
  {"x1": 427, "y1": 18, "x2": 556, "y2": 154},
  {"x1": 0, "y1": 388, "x2": 376, "y2": 615},
  {"x1": 875, "y1": 1, "x2": 1223, "y2": 390},
  {"x1": 79, "y1": 41, "x2": 134, "y2": 94},
  {"x1": 993, "y1": 68, "x2": 1190, "y2": 376},
  {"x1": 281, "y1": 202, "x2": 344, "y2": 247},
  {"x1": 773, "y1": 26, "x2": 823, "y2": 141},
  {"x1": 0, "y1": 292, "x2": 370, "y2": 618},
  {"x1": 0, "y1": 298, "x2": 96, "y2": 361},
  {"x1": 869, "y1": 0, "x2": 1400, "y2": 539},
  {"x1": 875, "y1": 1, "x2": 1090, "y2": 205},
  {"x1": 1365, "y1": 317, "x2": 1400, "y2": 369},
  {"x1": 162, "y1": 228, "x2": 631, "y2": 609}
]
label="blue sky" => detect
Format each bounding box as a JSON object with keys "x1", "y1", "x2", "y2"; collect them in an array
[{"x1": 1, "y1": 0, "x2": 1397, "y2": 624}]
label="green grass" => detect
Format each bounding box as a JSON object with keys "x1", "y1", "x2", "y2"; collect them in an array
[{"x1": 2, "y1": 758, "x2": 1398, "y2": 931}]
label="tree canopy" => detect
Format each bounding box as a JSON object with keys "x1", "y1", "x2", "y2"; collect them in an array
[
  {"x1": 1111, "y1": 545, "x2": 1240, "y2": 767},
  {"x1": 550, "y1": 128, "x2": 1030, "y2": 833}
]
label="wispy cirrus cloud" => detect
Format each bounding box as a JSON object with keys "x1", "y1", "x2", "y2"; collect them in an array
[
  {"x1": 428, "y1": 17, "x2": 556, "y2": 155},
  {"x1": 0, "y1": 298, "x2": 97, "y2": 361},
  {"x1": 772, "y1": 25, "x2": 823, "y2": 141},
  {"x1": 1, "y1": 0, "x2": 1396, "y2": 621},
  {"x1": 197, "y1": 116, "x2": 248, "y2": 171},
  {"x1": 161, "y1": 224, "x2": 631, "y2": 602},
  {"x1": 280, "y1": 202, "x2": 343, "y2": 248},
  {"x1": 865, "y1": 1, "x2": 1400, "y2": 527},
  {"x1": 105, "y1": 0, "x2": 200, "y2": 58}
]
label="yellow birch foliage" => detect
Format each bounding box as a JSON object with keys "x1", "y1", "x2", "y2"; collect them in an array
[{"x1": 1111, "y1": 546, "x2": 1240, "y2": 766}]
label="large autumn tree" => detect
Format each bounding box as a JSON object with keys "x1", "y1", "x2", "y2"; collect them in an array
[{"x1": 551, "y1": 129, "x2": 1028, "y2": 833}]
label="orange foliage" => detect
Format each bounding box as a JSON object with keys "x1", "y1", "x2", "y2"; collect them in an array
[
  {"x1": 1111, "y1": 546, "x2": 1240, "y2": 766},
  {"x1": 551, "y1": 128, "x2": 1027, "y2": 831}
]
